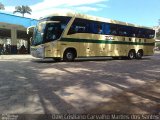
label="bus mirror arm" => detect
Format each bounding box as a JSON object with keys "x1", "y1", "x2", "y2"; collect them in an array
[
  {"x1": 27, "y1": 26, "x2": 35, "y2": 34},
  {"x1": 30, "y1": 37, "x2": 33, "y2": 45},
  {"x1": 27, "y1": 28, "x2": 29, "y2": 34}
]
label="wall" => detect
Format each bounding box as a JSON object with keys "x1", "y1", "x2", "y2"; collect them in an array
[{"x1": 0, "y1": 13, "x2": 38, "y2": 54}]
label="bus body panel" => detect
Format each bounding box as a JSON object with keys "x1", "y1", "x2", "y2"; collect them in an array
[
  {"x1": 31, "y1": 37, "x2": 154, "y2": 59},
  {"x1": 44, "y1": 41, "x2": 60, "y2": 58},
  {"x1": 30, "y1": 45, "x2": 45, "y2": 58}
]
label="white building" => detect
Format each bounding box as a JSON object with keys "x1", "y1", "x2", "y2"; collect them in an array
[{"x1": 0, "y1": 12, "x2": 37, "y2": 54}]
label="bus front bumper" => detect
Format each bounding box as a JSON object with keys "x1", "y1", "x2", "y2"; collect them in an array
[{"x1": 30, "y1": 46, "x2": 44, "y2": 58}]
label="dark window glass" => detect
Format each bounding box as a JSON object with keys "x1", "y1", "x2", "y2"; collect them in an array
[
  {"x1": 134, "y1": 28, "x2": 155, "y2": 38},
  {"x1": 117, "y1": 25, "x2": 128, "y2": 36},
  {"x1": 116, "y1": 25, "x2": 138, "y2": 37},
  {"x1": 110, "y1": 24, "x2": 117, "y2": 35},
  {"x1": 44, "y1": 16, "x2": 71, "y2": 42},
  {"x1": 145, "y1": 29, "x2": 155, "y2": 39},
  {"x1": 68, "y1": 18, "x2": 110, "y2": 35},
  {"x1": 68, "y1": 18, "x2": 89, "y2": 34},
  {"x1": 103, "y1": 23, "x2": 111, "y2": 35},
  {"x1": 44, "y1": 23, "x2": 63, "y2": 42},
  {"x1": 33, "y1": 16, "x2": 71, "y2": 45},
  {"x1": 137, "y1": 28, "x2": 145, "y2": 38},
  {"x1": 67, "y1": 18, "x2": 155, "y2": 39},
  {"x1": 131, "y1": 27, "x2": 138, "y2": 37}
]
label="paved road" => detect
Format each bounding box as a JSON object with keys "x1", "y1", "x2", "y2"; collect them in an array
[{"x1": 0, "y1": 54, "x2": 160, "y2": 115}]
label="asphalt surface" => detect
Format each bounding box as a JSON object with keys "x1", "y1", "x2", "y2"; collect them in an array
[{"x1": 0, "y1": 53, "x2": 160, "y2": 115}]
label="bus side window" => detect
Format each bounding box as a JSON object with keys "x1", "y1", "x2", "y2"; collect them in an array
[
  {"x1": 145, "y1": 29, "x2": 155, "y2": 39},
  {"x1": 68, "y1": 26, "x2": 76, "y2": 34},
  {"x1": 75, "y1": 26, "x2": 86, "y2": 33},
  {"x1": 97, "y1": 25, "x2": 103, "y2": 34},
  {"x1": 104, "y1": 23, "x2": 110, "y2": 35},
  {"x1": 46, "y1": 25, "x2": 55, "y2": 40},
  {"x1": 68, "y1": 18, "x2": 88, "y2": 35},
  {"x1": 110, "y1": 24, "x2": 117, "y2": 35}
]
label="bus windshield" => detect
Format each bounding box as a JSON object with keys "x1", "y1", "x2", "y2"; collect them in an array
[
  {"x1": 33, "y1": 16, "x2": 71, "y2": 45},
  {"x1": 33, "y1": 22, "x2": 46, "y2": 45}
]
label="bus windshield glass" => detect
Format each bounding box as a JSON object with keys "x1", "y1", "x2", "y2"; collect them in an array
[{"x1": 33, "y1": 16, "x2": 71, "y2": 45}]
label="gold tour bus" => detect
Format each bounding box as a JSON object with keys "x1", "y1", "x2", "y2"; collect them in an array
[{"x1": 28, "y1": 12, "x2": 155, "y2": 62}]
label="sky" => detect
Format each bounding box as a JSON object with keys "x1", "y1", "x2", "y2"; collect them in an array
[{"x1": 0, "y1": 0, "x2": 160, "y2": 27}]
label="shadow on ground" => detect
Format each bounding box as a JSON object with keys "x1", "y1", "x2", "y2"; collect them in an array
[{"x1": 0, "y1": 55, "x2": 160, "y2": 115}]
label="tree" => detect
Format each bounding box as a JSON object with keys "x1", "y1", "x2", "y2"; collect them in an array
[
  {"x1": 156, "y1": 30, "x2": 160, "y2": 39},
  {"x1": 156, "y1": 19, "x2": 160, "y2": 39},
  {"x1": 0, "y1": 2, "x2": 5, "y2": 10},
  {"x1": 13, "y1": 5, "x2": 32, "y2": 17}
]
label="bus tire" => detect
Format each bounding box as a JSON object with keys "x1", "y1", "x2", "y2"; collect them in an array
[
  {"x1": 128, "y1": 50, "x2": 136, "y2": 59},
  {"x1": 136, "y1": 50, "x2": 143, "y2": 59},
  {"x1": 63, "y1": 49, "x2": 76, "y2": 62}
]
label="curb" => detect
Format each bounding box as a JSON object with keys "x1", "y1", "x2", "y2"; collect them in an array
[{"x1": 0, "y1": 55, "x2": 35, "y2": 60}]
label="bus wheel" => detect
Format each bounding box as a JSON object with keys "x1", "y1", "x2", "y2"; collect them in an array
[
  {"x1": 136, "y1": 50, "x2": 143, "y2": 59},
  {"x1": 63, "y1": 50, "x2": 76, "y2": 62},
  {"x1": 128, "y1": 50, "x2": 135, "y2": 59}
]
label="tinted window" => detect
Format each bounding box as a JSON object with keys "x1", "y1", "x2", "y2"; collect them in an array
[
  {"x1": 68, "y1": 18, "x2": 111, "y2": 35},
  {"x1": 110, "y1": 24, "x2": 118, "y2": 35},
  {"x1": 33, "y1": 16, "x2": 71, "y2": 45},
  {"x1": 44, "y1": 17, "x2": 71, "y2": 42},
  {"x1": 145, "y1": 29, "x2": 155, "y2": 39},
  {"x1": 103, "y1": 23, "x2": 111, "y2": 34},
  {"x1": 68, "y1": 18, "x2": 155, "y2": 39},
  {"x1": 68, "y1": 18, "x2": 89, "y2": 34},
  {"x1": 44, "y1": 23, "x2": 62, "y2": 42},
  {"x1": 117, "y1": 25, "x2": 135, "y2": 37}
]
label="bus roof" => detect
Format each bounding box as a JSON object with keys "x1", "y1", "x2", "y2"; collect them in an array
[{"x1": 40, "y1": 12, "x2": 153, "y2": 30}]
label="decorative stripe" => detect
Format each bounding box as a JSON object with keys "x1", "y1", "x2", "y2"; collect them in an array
[{"x1": 60, "y1": 38, "x2": 154, "y2": 46}]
